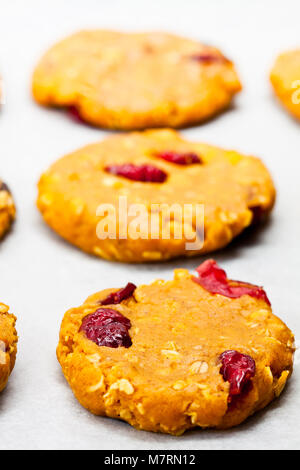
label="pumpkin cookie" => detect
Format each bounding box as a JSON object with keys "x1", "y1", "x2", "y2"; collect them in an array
[
  {"x1": 0, "y1": 181, "x2": 16, "y2": 239},
  {"x1": 32, "y1": 30, "x2": 241, "y2": 129},
  {"x1": 0, "y1": 303, "x2": 17, "y2": 393},
  {"x1": 37, "y1": 129, "x2": 275, "y2": 263},
  {"x1": 57, "y1": 260, "x2": 294, "y2": 434},
  {"x1": 270, "y1": 49, "x2": 300, "y2": 120}
]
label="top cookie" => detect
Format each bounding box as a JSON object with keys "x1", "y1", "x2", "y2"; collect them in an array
[
  {"x1": 32, "y1": 30, "x2": 241, "y2": 130},
  {"x1": 270, "y1": 49, "x2": 300, "y2": 120}
]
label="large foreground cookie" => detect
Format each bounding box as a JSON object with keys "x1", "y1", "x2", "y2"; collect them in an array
[
  {"x1": 57, "y1": 260, "x2": 294, "y2": 434},
  {"x1": 32, "y1": 30, "x2": 241, "y2": 129},
  {"x1": 0, "y1": 303, "x2": 17, "y2": 393},
  {"x1": 270, "y1": 49, "x2": 300, "y2": 120},
  {"x1": 0, "y1": 181, "x2": 15, "y2": 239},
  {"x1": 37, "y1": 130, "x2": 275, "y2": 262}
]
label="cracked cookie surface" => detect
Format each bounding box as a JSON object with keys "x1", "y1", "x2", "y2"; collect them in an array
[
  {"x1": 32, "y1": 30, "x2": 241, "y2": 129},
  {"x1": 270, "y1": 49, "x2": 300, "y2": 120},
  {"x1": 0, "y1": 180, "x2": 16, "y2": 239},
  {"x1": 37, "y1": 129, "x2": 276, "y2": 263},
  {"x1": 0, "y1": 303, "x2": 18, "y2": 393},
  {"x1": 57, "y1": 262, "x2": 294, "y2": 434}
]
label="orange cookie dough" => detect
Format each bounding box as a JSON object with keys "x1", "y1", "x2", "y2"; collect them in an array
[
  {"x1": 37, "y1": 129, "x2": 276, "y2": 263},
  {"x1": 57, "y1": 261, "x2": 294, "y2": 434},
  {"x1": 270, "y1": 49, "x2": 300, "y2": 120},
  {"x1": 32, "y1": 30, "x2": 241, "y2": 129},
  {"x1": 0, "y1": 181, "x2": 16, "y2": 239},
  {"x1": 0, "y1": 303, "x2": 17, "y2": 393}
]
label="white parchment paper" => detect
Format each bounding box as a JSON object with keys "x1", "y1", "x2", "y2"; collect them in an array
[{"x1": 0, "y1": 0, "x2": 299, "y2": 450}]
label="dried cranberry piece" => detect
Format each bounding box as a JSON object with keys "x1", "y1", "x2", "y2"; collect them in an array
[
  {"x1": 190, "y1": 53, "x2": 229, "y2": 64},
  {"x1": 89, "y1": 322, "x2": 132, "y2": 348},
  {"x1": 80, "y1": 308, "x2": 132, "y2": 348},
  {"x1": 250, "y1": 206, "x2": 267, "y2": 224},
  {"x1": 67, "y1": 105, "x2": 85, "y2": 123},
  {"x1": 100, "y1": 283, "x2": 136, "y2": 305},
  {"x1": 0, "y1": 182, "x2": 10, "y2": 193},
  {"x1": 82, "y1": 308, "x2": 131, "y2": 329},
  {"x1": 192, "y1": 259, "x2": 270, "y2": 305},
  {"x1": 219, "y1": 350, "x2": 256, "y2": 401},
  {"x1": 105, "y1": 164, "x2": 167, "y2": 183},
  {"x1": 156, "y1": 151, "x2": 202, "y2": 165}
]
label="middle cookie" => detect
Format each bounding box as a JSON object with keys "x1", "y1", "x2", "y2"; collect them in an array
[{"x1": 37, "y1": 129, "x2": 275, "y2": 262}]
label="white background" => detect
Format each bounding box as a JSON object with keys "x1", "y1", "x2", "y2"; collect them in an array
[{"x1": 0, "y1": 0, "x2": 299, "y2": 450}]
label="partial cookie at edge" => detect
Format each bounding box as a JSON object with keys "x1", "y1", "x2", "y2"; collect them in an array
[
  {"x1": 0, "y1": 303, "x2": 18, "y2": 393},
  {"x1": 0, "y1": 181, "x2": 16, "y2": 239},
  {"x1": 270, "y1": 49, "x2": 300, "y2": 120}
]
